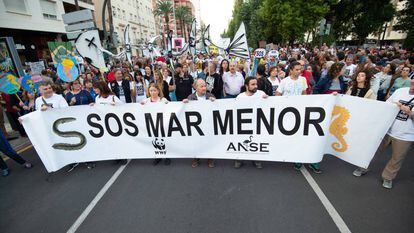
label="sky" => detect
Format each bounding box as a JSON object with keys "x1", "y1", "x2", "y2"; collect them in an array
[{"x1": 192, "y1": 0, "x2": 235, "y2": 41}]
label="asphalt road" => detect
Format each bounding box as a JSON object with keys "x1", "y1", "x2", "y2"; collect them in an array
[{"x1": 1, "y1": 145, "x2": 413, "y2": 233}]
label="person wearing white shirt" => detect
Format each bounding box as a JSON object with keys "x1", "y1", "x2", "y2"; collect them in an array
[
  {"x1": 234, "y1": 77, "x2": 268, "y2": 169},
  {"x1": 141, "y1": 83, "x2": 170, "y2": 166},
  {"x1": 353, "y1": 79, "x2": 414, "y2": 189},
  {"x1": 275, "y1": 61, "x2": 322, "y2": 173},
  {"x1": 35, "y1": 82, "x2": 69, "y2": 111},
  {"x1": 92, "y1": 81, "x2": 123, "y2": 106},
  {"x1": 222, "y1": 61, "x2": 245, "y2": 98},
  {"x1": 276, "y1": 61, "x2": 308, "y2": 96},
  {"x1": 344, "y1": 55, "x2": 357, "y2": 81}
]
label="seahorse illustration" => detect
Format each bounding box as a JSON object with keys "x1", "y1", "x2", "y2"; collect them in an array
[{"x1": 329, "y1": 106, "x2": 350, "y2": 152}]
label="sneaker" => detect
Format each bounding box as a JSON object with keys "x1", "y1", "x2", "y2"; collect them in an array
[
  {"x1": 207, "y1": 159, "x2": 215, "y2": 168},
  {"x1": 382, "y1": 179, "x2": 393, "y2": 189},
  {"x1": 294, "y1": 163, "x2": 303, "y2": 171},
  {"x1": 192, "y1": 159, "x2": 200, "y2": 168},
  {"x1": 67, "y1": 163, "x2": 79, "y2": 172},
  {"x1": 164, "y1": 158, "x2": 171, "y2": 165},
  {"x1": 353, "y1": 167, "x2": 368, "y2": 177},
  {"x1": 23, "y1": 162, "x2": 33, "y2": 169},
  {"x1": 308, "y1": 164, "x2": 322, "y2": 174},
  {"x1": 152, "y1": 159, "x2": 162, "y2": 166},
  {"x1": 234, "y1": 160, "x2": 243, "y2": 169},
  {"x1": 2, "y1": 169, "x2": 10, "y2": 177},
  {"x1": 86, "y1": 162, "x2": 96, "y2": 169},
  {"x1": 253, "y1": 161, "x2": 263, "y2": 169}
]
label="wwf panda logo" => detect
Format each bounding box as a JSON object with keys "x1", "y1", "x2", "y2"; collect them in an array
[{"x1": 152, "y1": 138, "x2": 165, "y2": 150}]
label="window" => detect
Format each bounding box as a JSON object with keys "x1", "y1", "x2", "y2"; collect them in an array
[
  {"x1": 4, "y1": 0, "x2": 27, "y2": 13},
  {"x1": 122, "y1": 10, "x2": 126, "y2": 20},
  {"x1": 112, "y1": 6, "x2": 116, "y2": 17},
  {"x1": 40, "y1": 0, "x2": 57, "y2": 20},
  {"x1": 130, "y1": 13, "x2": 133, "y2": 20}
]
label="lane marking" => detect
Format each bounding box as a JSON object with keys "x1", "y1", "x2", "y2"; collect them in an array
[
  {"x1": 3, "y1": 145, "x2": 33, "y2": 161},
  {"x1": 67, "y1": 160, "x2": 130, "y2": 233},
  {"x1": 300, "y1": 166, "x2": 352, "y2": 233}
]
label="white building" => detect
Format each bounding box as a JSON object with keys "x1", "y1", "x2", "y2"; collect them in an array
[
  {"x1": 0, "y1": 0, "x2": 95, "y2": 62},
  {"x1": 94, "y1": 0, "x2": 157, "y2": 56}
]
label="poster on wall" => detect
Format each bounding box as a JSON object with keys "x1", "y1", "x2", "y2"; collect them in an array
[{"x1": 0, "y1": 37, "x2": 24, "y2": 77}]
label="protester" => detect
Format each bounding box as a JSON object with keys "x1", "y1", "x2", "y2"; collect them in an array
[
  {"x1": 0, "y1": 130, "x2": 32, "y2": 177},
  {"x1": 35, "y1": 82, "x2": 69, "y2": 111},
  {"x1": 93, "y1": 81, "x2": 123, "y2": 106},
  {"x1": 205, "y1": 62, "x2": 223, "y2": 99},
  {"x1": 346, "y1": 70, "x2": 375, "y2": 99},
  {"x1": 143, "y1": 65, "x2": 153, "y2": 82},
  {"x1": 175, "y1": 63, "x2": 194, "y2": 101},
  {"x1": 388, "y1": 66, "x2": 411, "y2": 97},
  {"x1": 132, "y1": 70, "x2": 149, "y2": 103},
  {"x1": 219, "y1": 59, "x2": 229, "y2": 77},
  {"x1": 376, "y1": 63, "x2": 396, "y2": 101},
  {"x1": 141, "y1": 83, "x2": 170, "y2": 166},
  {"x1": 64, "y1": 79, "x2": 95, "y2": 170},
  {"x1": 234, "y1": 76, "x2": 268, "y2": 169},
  {"x1": 223, "y1": 61, "x2": 245, "y2": 98},
  {"x1": 267, "y1": 66, "x2": 281, "y2": 95},
  {"x1": 1, "y1": 93, "x2": 26, "y2": 137},
  {"x1": 84, "y1": 79, "x2": 96, "y2": 100},
  {"x1": 65, "y1": 80, "x2": 94, "y2": 106},
  {"x1": 183, "y1": 79, "x2": 216, "y2": 168},
  {"x1": 151, "y1": 70, "x2": 171, "y2": 101},
  {"x1": 353, "y1": 78, "x2": 414, "y2": 189},
  {"x1": 19, "y1": 91, "x2": 36, "y2": 115},
  {"x1": 256, "y1": 64, "x2": 273, "y2": 96},
  {"x1": 313, "y1": 62, "x2": 347, "y2": 94},
  {"x1": 109, "y1": 68, "x2": 132, "y2": 103},
  {"x1": 276, "y1": 61, "x2": 308, "y2": 96}
]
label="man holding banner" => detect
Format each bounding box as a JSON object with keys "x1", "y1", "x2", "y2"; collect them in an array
[
  {"x1": 234, "y1": 76, "x2": 268, "y2": 169},
  {"x1": 354, "y1": 78, "x2": 414, "y2": 189},
  {"x1": 35, "y1": 82, "x2": 68, "y2": 111}
]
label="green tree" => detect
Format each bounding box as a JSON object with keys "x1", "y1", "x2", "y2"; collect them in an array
[
  {"x1": 223, "y1": 0, "x2": 244, "y2": 39},
  {"x1": 175, "y1": 5, "x2": 191, "y2": 41},
  {"x1": 328, "y1": 0, "x2": 395, "y2": 45},
  {"x1": 153, "y1": 0, "x2": 173, "y2": 44},
  {"x1": 259, "y1": 0, "x2": 333, "y2": 44},
  {"x1": 394, "y1": 0, "x2": 414, "y2": 49}
]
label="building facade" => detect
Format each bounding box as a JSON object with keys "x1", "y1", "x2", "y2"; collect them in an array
[
  {"x1": 94, "y1": 0, "x2": 157, "y2": 56},
  {"x1": 0, "y1": 0, "x2": 94, "y2": 63}
]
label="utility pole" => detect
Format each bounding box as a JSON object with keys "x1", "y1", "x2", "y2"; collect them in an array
[
  {"x1": 380, "y1": 23, "x2": 388, "y2": 50},
  {"x1": 74, "y1": 0, "x2": 80, "y2": 10}
]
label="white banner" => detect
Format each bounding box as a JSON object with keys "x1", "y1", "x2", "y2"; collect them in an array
[{"x1": 21, "y1": 95, "x2": 398, "y2": 172}]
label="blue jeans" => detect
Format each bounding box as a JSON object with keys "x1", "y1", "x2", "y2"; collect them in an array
[{"x1": 0, "y1": 131, "x2": 26, "y2": 170}]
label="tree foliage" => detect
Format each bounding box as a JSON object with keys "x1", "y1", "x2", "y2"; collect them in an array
[
  {"x1": 329, "y1": 0, "x2": 395, "y2": 44},
  {"x1": 394, "y1": 0, "x2": 414, "y2": 49},
  {"x1": 223, "y1": 0, "x2": 401, "y2": 47}
]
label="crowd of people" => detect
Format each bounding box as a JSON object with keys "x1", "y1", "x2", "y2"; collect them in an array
[{"x1": 1, "y1": 44, "x2": 413, "y2": 189}]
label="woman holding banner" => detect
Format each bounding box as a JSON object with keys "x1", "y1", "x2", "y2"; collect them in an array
[
  {"x1": 65, "y1": 80, "x2": 94, "y2": 106},
  {"x1": 141, "y1": 83, "x2": 170, "y2": 166}
]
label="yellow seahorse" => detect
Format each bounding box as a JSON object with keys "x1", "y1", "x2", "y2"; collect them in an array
[{"x1": 329, "y1": 105, "x2": 350, "y2": 153}]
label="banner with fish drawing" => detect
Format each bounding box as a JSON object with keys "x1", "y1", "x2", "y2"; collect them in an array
[{"x1": 20, "y1": 95, "x2": 398, "y2": 172}]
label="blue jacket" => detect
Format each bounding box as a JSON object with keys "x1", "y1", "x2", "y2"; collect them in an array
[{"x1": 313, "y1": 76, "x2": 348, "y2": 94}]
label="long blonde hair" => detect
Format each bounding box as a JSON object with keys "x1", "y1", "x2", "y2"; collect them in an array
[{"x1": 148, "y1": 82, "x2": 163, "y2": 98}]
